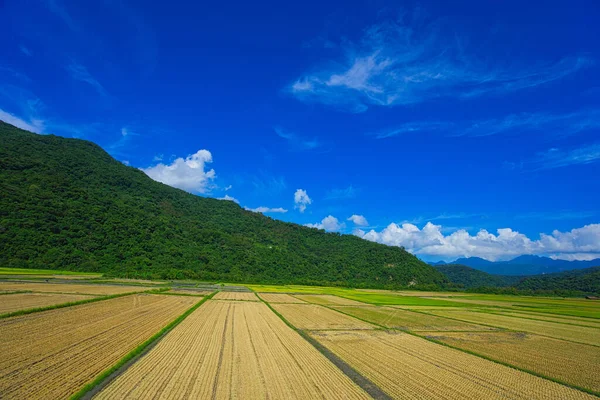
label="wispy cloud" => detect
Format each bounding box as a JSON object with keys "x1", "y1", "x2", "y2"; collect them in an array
[
  {"x1": 372, "y1": 110, "x2": 600, "y2": 139},
  {"x1": 44, "y1": 0, "x2": 79, "y2": 31},
  {"x1": 0, "y1": 108, "x2": 44, "y2": 133},
  {"x1": 66, "y1": 61, "x2": 108, "y2": 97},
  {"x1": 325, "y1": 185, "x2": 358, "y2": 200},
  {"x1": 274, "y1": 127, "x2": 321, "y2": 151},
  {"x1": 19, "y1": 45, "x2": 32, "y2": 57},
  {"x1": 289, "y1": 17, "x2": 591, "y2": 112},
  {"x1": 245, "y1": 206, "x2": 288, "y2": 214},
  {"x1": 532, "y1": 143, "x2": 600, "y2": 170}
]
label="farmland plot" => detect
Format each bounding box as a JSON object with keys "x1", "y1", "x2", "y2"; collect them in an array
[
  {"x1": 332, "y1": 306, "x2": 495, "y2": 331},
  {"x1": 95, "y1": 300, "x2": 369, "y2": 399},
  {"x1": 0, "y1": 292, "x2": 93, "y2": 314},
  {"x1": 167, "y1": 289, "x2": 213, "y2": 296},
  {"x1": 492, "y1": 310, "x2": 600, "y2": 328},
  {"x1": 312, "y1": 330, "x2": 596, "y2": 399},
  {"x1": 272, "y1": 303, "x2": 374, "y2": 330},
  {"x1": 294, "y1": 294, "x2": 367, "y2": 306},
  {"x1": 258, "y1": 293, "x2": 306, "y2": 303},
  {"x1": 212, "y1": 291, "x2": 258, "y2": 301},
  {"x1": 427, "y1": 310, "x2": 600, "y2": 346},
  {"x1": 427, "y1": 331, "x2": 600, "y2": 393},
  {"x1": 0, "y1": 282, "x2": 146, "y2": 296},
  {"x1": 0, "y1": 294, "x2": 197, "y2": 399}
]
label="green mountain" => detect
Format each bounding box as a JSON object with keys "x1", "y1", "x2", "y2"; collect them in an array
[
  {"x1": 0, "y1": 121, "x2": 446, "y2": 288},
  {"x1": 436, "y1": 264, "x2": 600, "y2": 295}
]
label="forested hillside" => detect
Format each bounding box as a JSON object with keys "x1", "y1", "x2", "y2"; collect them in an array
[{"x1": 0, "y1": 121, "x2": 446, "y2": 288}]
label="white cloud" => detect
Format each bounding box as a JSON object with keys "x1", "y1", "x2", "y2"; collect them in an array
[
  {"x1": 66, "y1": 61, "x2": 108, "y2": 97},
  {"x1": 347, "y1": 214, "x2": 369, "y2": 226},
  {"x1": 532, "y1": 143, "x2": 600, "y2": 170},
  {"x1": 275, "y1": 127, "x2": 321, "y2": 151},
  {"x1": 325, "y1": 185, "x2": 358, "y2": 200},
  {"x1": 354, "y1": 222, "x2": 600, "y2": 261},
  {"x1": 245, "y1": 206, "x2": 288, "y2": 214},
  {"x1": 142, "y1": 149, "x2": 216, "y2": 193},
  {"x1": 153, "y1": 154, "x2": 164, "y2": 162},
  {"x1": 218, "y1": 195, "x2": 239, "y2": 203},
  {"x1": 306, "y1": 215, "x2": 345, "y2": 232},
  {"x1": 294, "y1": 189, "x2": 312, "y2": 212},
  {"x1": 290, "y1": 18, "x2": 590, "y2": 112},
  {"x1": 19, "y1": 45, "x2": 32, "y2": 57},
  {"x1": 0, "y1": 109, "x2": 44, "y2": 133},
  {"x1": 224, "y1": 185, "x2": 232, "y2": 191}
]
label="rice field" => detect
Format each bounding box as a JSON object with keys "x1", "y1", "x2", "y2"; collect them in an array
[
  {"x1": 427, "y1": 309, "x2": 600, "y2": 346},
  {"x1": 212, "y1": 291, "x2": 259, "y2": 301},
  {"x1": 492, "y1": 310, "x2": 600, "y2": 328},
  {"x1": 94, "y1": 300, "x2": 370, "y2": 399},
  {"x1": 332, "y1": 306, "x2": 496, "y2": 331},
  {"x1": 0, "y1": 292, "x2": 94, "y2": 315},
  {"x1": 0, "y1": 282, "x2": 147, "y2": 296},
  {"x1": 257, "y1": 293, "x2": 306, "y2": 303},
  {"x1": 272, "y1": 303, "x2": 375, "y2": 330},
  {"x1": 427, "y1": 331, "x2": 600, "y2": 393},
  {"x1": 311, "y1": 330, "x2": 597, "y2": 399},
  {"x1": 167, "y1": 289, "x2": 213, "y2": 296},
  {"x1": 0, "y1": 294, "x2": 197, "y2": 399},
  {"x1": 294, "y1": 294, "x2": 367, "y2": 306}
]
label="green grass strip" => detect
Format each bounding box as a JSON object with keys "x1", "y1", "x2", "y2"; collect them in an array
[
  {"x1": 0, "y1": 288, "x2": 168, "y2": 319},
  {"x1": 70, "y1": 291, "x2": 217, "y2": 400},
  {"x1": 0, "y1": 290, "x2": 31, "y2": 296}
]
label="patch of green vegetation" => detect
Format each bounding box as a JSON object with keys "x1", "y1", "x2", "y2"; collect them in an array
[{"x1": 0, "y1": 267, "x2": 101, "y2": 276}]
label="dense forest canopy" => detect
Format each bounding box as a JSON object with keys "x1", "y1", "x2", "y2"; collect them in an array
[{"x1": 0, "y1": 121, "x2": 445, "y2": 288}]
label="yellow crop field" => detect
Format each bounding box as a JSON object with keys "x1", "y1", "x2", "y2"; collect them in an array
[
  {"x1": 294, "y1": 294, "x2": 367, "y2": 306},
  {"x1": 272, "y1": 303, "x2": 374, "y2": 330},
  {"x1": 167, "y1": 289, "x2": 213, "y2": 296},
  {"x1": 427, "y1": 331, "x2": 600, "y2": 393},
  {"x1": 0, "y1": 292, "x2": 93, "y2": 314},
  {"x1": 427, "y1": 310, "x2": 600, "y2": 346},
  {"x1": 493, "y1": 311, "x2": 600, "y2": 328},
  {"x1": 95, "y1": 300, "x2": 370, "y2": 399},
  {"x1": 0, "y1": 294, "x2": 197, "y2": 399},
  {"x1": 212, "y1": 291, "x2": 258, "y2": 301},
  {"x1": 258, "y1": 293, "x2": 306, "y2": 303},
  {"x1": 0, "y1": 282, "x2": 147, "y2": 296},
  {"x1": 312, "y1": 330, "x2": 596, "y2": 399},
  {"x1": 332, "y1": 306, "x2": 495, "y2": 331}
]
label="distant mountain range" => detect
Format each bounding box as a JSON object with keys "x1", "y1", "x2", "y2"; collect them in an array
[{"x1": 431, "y1": 255, "x2": 600, "y2": 276}]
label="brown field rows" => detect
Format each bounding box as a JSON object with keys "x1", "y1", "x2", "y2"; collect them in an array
[
  {"x1": 0, "y1": 294, "x2": 197, "y2": 399},
  {"x1": 427, "y1": 331, "x2": 600, "y2": 393},
  {"x1": 311, "y1": 330, "x2": 596, "y2": 399},
  {"x1": 332, "y1": 306, "x2": 495, "y2": 331},
  {"x1": 0, "y1": 282, "x2": 147, "y2": 296},
  {"x1": 427, "y1": 310, "x2": 600, "y2": 346},
  {"x1": 95, "y1": 300, "x2": 370, "y2": 399},
  {"x1": 294, "y1": 294, "x2": 367, "y2": 306},
  {"x1": 492, "y1": 311, "x2": 600, "y2": 328},
  {"x1": 0, "y1": 292, "x2": 93, "y2": 314},
  {"x1": 212, "y1": 291, "x2": 258, "y2": 301},
  {"x1": 167, "y1": 289, "x2": 213, "y2": 296},
  {"x1": 258, "y1": 293, "x2": 306, "y2": 303},
  {"x1": 272, "y1": 303, "x2": 374, "y2": 330}
]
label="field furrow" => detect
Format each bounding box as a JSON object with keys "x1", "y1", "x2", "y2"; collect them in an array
[
  {"x1": 427, "y1": 310, "x2": 600, "y2": 346},
  {"x1": 258, "y1": 293, "x2": 306, "y2": 303},
  {"x1": 212, "y1": 291, "x2": 259, "y2": 301},
  {"x1": 272, "y1": 303, "x2": 375, "y2": 330},
  {"x1": 0, "y1": 294, "x2": 197, "y2": 399},
  {"x1": 0, "y1": 292, "x2": 94, "y2": 314},
  {"x1": 95, "y1": 300, "x2": 370, "y2": 399},
  {"x1": 311, "y1": 330, "x2": 596, "y2": 399}
]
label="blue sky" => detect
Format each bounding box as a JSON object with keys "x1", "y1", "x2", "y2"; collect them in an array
[{"x1": 1, "y1": 0, "x2": 599, "y2": 262}]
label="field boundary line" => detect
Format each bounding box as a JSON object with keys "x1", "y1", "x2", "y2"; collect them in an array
[
  {"x1": 328, "y1": 303, "x2": 600, "y2": 397},
  {"x1": 256, "y1": 294, "x2": 392, "y2": 400},
  {"x1": 73, "y1": 291, "x2": 218, "y2": 400},
  {"x1": 480, "y1": 309, "x2": 600, "y2": 329},
  {"x1": 0, "y1": 290, "x2": 31, "y2": 295},
  {"x1": 0, "y1": 288, "x2": 164, "y2": 319}
]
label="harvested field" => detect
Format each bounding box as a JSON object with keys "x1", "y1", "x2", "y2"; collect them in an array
[
  {"x1": 0, "y1": 294, "x2": 197, "y2": 399},
  {"x1": 493, "y1": 310, "x2": 600, "y2": 328},
  {"x1": 332, "y1": 306, "x2": 495, "y2": 331},
  {"x1": 0, "y1": 282, "x2": 147, "y2": 296},
  {"x1": 426, "y1": 297, "x2": 524, "y2": 307},
  {"x1": 212, "y1": 291, "x2": 258, "y2": 301},
  {"x1": 294, "y1": 294, "x2": 367, "y2": 306},
  {"x1": 311, "y1": 330, "x2": 596, "y2": 399},
  {"x1": 0, "y1": 292, "x2": 93, "y2": 314},
  {"x1": 427, "y1": 309, "x2": 600, "y2": 346},
  {"x1": 95, "y1": 300, "x2": 370, "y2": 399},
  {"x1": 272, "y1": 303, "x2": 374, "y2": 330},
  {"x1": 258, "y1": 293, "x2": 306, "y2": 303},
  {"x1": 427, "y1": 331, "x2": 600, "y2": 393},
  {"x1": 167, "y1": 289, "x2": 212, "y2": 296}
]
